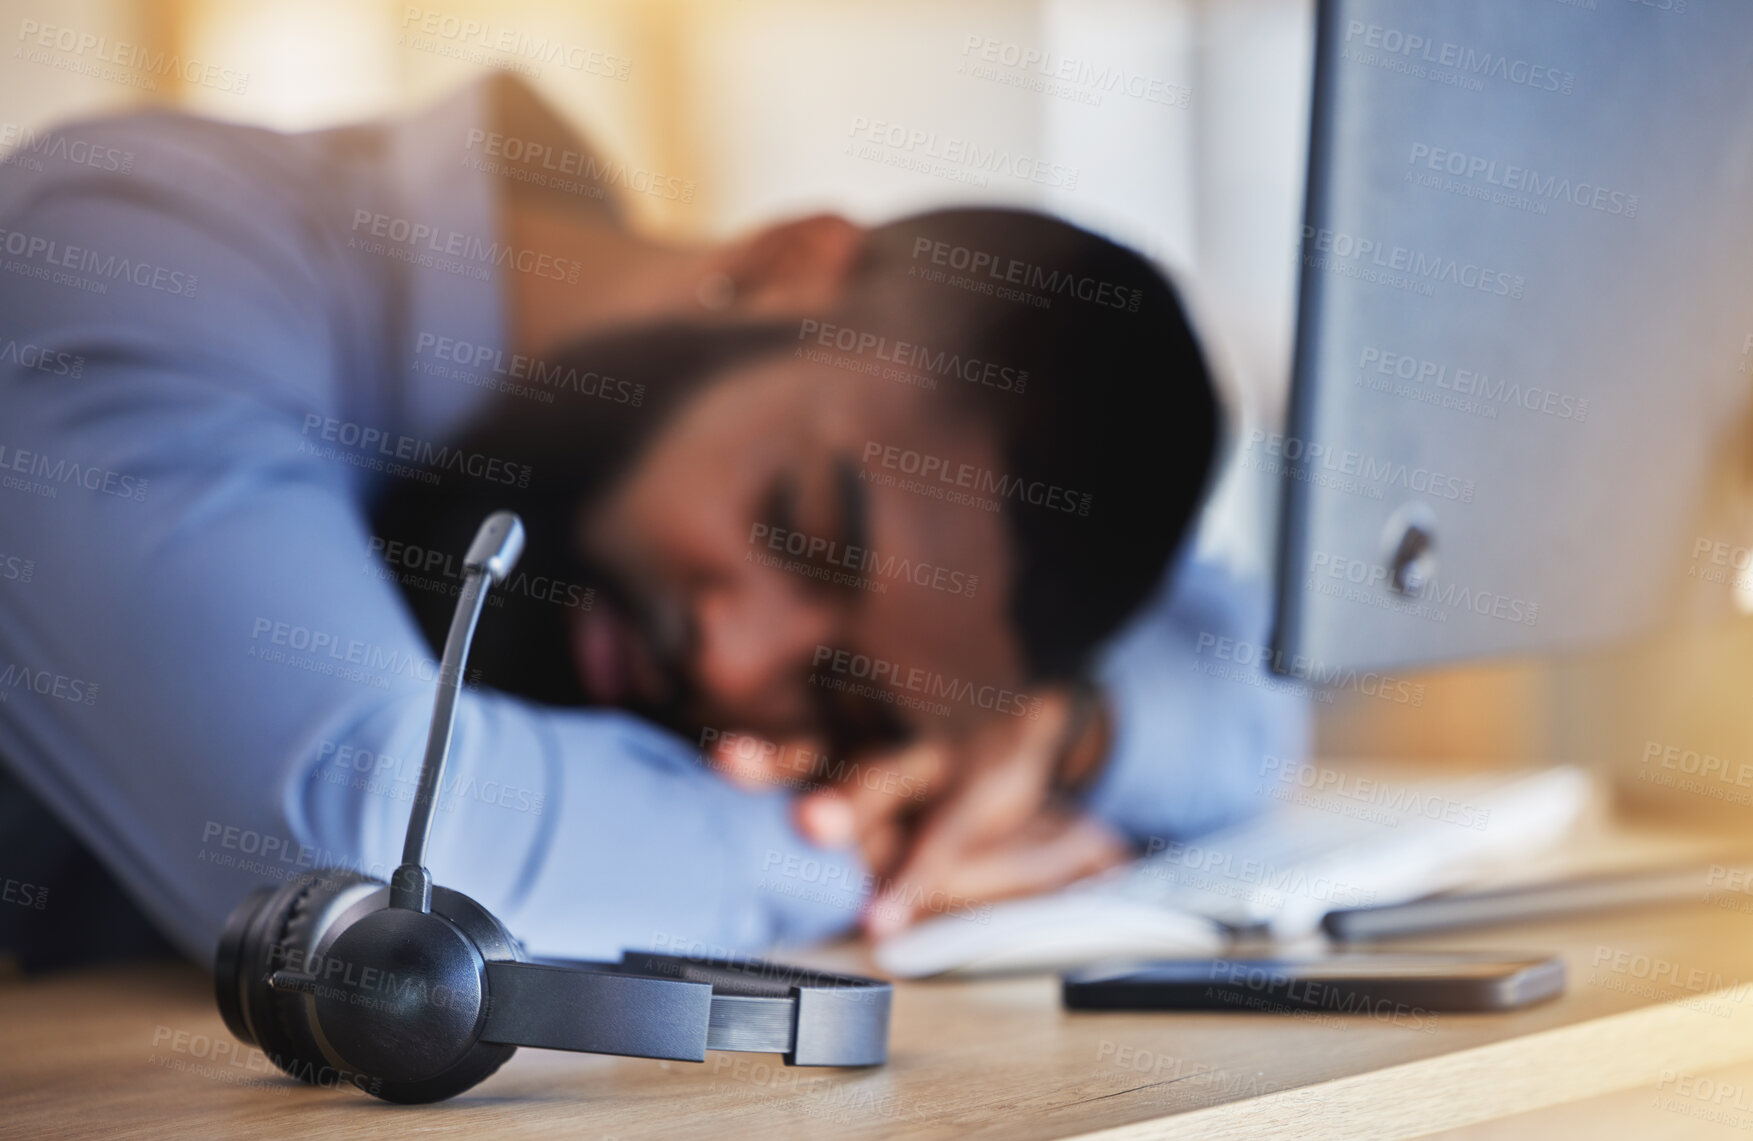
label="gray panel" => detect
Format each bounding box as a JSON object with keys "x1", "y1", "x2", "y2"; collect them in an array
[
  {"x1": 481, "y1": 961, "x2": 713, "y2": 1060},
  {"x1": 1275, "y1": 0, "x2": 1753, "y2": 673}
]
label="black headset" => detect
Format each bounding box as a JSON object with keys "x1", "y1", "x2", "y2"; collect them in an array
[{"x1": 214, "y1": 512, "x2": 891, "y2": 1103}]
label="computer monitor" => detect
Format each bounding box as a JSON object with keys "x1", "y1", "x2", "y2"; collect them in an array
[{"x1": 1271, "y1": 0, "x2": 1753, "y2": 675}]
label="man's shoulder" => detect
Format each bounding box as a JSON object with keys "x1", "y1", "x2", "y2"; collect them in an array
[{"x1": 0, "y1": 106, "x2": 363, "y2": 232}]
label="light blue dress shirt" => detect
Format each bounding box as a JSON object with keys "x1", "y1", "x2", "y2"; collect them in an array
[{"x1": 0, "y1": 77, "x2": 1305, "y2": 964}]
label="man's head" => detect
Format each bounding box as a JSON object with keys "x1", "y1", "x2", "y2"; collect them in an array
[{"x1": 376, "y1": 208, "x2": 1219, "y2": 755}]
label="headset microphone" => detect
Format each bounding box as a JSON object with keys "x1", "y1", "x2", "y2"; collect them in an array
[
  {"x1": 214, "y1": 512, "x2": 890, "y2": 1103},
  {"x1": 391, "y1": 510, "x2": 522, "y2": 913}
]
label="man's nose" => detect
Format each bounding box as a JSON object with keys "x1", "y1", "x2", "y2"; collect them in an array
[{"x1": 690, "y1": 575, "x2": 839, "y2": 719}]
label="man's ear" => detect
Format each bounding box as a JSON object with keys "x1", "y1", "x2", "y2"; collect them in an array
[{"x1": 709, "y1": 214, "x2": 865, "y2": 314}]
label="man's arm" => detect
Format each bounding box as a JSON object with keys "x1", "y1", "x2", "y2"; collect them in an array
[
  {"x1": 0, "y1": 129, "x2": 862, "y2": 964},
  {"x1": 1083, "y1": 545, "x2": 1311, "y2": 845}
]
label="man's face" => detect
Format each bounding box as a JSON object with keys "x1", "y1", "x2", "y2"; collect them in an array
[{"x1": 574, "y1": 353, "x2": 1027, "y2": 753}]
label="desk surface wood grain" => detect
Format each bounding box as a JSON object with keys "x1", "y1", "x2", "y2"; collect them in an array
[{"x1": 5, "y1": 814, "x2": 1753, "y2": 1140}]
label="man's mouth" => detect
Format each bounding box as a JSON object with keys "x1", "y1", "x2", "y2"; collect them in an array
[
  {"x1": 576, "y1": 601, "x2": 632, "y2": 705},
  {"x1": 571, "y1": 592, "x2": 684, "y2": 715}
]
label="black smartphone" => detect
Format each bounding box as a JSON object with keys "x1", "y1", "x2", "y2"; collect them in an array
[{"x1": 1062, "y1": 952, "x2": 1565, "y2": 1015}]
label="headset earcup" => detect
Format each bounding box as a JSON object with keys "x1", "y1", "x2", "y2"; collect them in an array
[
  {"x1": 238, "y1": 870, "x2": 382, "y2": 1091},
  {"x1": 220, "y1": 870, "x2": 519, "y2": 1102},
  {"x1": 330, "y1": 885, "x2": 520, "y2": 1103}
]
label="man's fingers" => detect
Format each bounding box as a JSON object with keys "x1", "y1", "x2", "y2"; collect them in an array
[
  {"x1": 873, "y1": 731, "x2": 1057, "y2": 906},
  {"x1": 793, "y1": 738, "x2": 948, "y2": 848},
  {"x1": 707, "y1": 738, "x2": 779, "y2": 789},
  {"x1": 931, "y1": 690, "x2": 1077, "y2": 851},
  {"x1": 797, "y1": 688, "x2": 1072, "y2": 851},
  {"x1": 795, "y1": 794, "x2": 856, "y2": 846},
  {"x1": 923, "y1": 813, "x2": 1129, "y2": 907},
  {"x1": 859, "y1": 773, "x2": 1013, "y2": 937},
  {"x1": 861, "y1": 819, "x2": 906, "y2": 880},
  {"x1": 793, "y1": 795, "x2": 903, "y2": 873},
  {"x1": 864, "y1": 813, "x2": 1127, "y2": 937},
  {"x1": 705, "y1": 732, "x2": 822, "y2": 790}
]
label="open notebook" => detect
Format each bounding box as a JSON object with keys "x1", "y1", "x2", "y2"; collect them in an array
[{"x1": 874, "y1": 766, "x2": 1593, "y2": 978}]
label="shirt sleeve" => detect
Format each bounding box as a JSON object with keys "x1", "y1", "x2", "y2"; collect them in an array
[
  {"x1": 0, "y1": 133, "x2": 864, "y2": 965},
  {"x1": 1080, "y1": 544, "x2": 1313, "y2": 845}
]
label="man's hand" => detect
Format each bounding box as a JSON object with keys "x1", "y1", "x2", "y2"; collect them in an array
[{"x1": 792, "y1": 687, "x2": 1130, "y2": 937}]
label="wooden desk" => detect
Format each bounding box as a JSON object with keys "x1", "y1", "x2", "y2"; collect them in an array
[{"x1": 6, "y1": 886, "x2": 1753, "y2": 1141}]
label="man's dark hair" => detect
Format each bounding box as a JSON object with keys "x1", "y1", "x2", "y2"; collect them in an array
[
  {"x1": 846, "y1": 208, "x2": 1221, "y2": 679},
  {"x1": 372, "y1": 208, "x2": 1220, "y2": 699}
]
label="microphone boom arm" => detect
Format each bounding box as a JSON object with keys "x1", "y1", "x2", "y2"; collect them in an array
[{"x1": 390, "y1": 511, "x2": 525, "y2": 911}]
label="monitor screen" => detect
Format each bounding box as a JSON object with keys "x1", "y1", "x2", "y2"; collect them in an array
[{"x1": 1272, "y1": 0, "x2": 1753, "y2": 674}]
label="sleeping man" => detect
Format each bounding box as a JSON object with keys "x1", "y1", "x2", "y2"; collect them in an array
[{"x1": 0, "y1": 74, "x2": 1304, "y2": 967}]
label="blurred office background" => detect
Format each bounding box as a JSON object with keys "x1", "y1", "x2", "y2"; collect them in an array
[{"x1": 7, "y1": 0, "x2": 1747, "y2": 811}]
